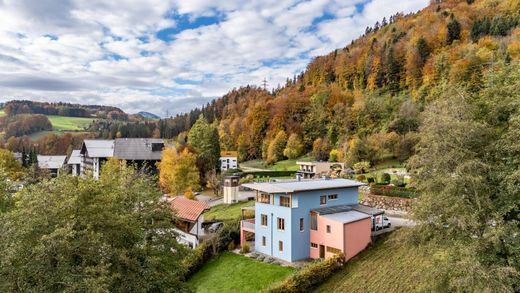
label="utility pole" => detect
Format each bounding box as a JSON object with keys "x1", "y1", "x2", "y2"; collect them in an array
[{"x1": 262, "y1": 78, "x2": 268, "y2": 90}]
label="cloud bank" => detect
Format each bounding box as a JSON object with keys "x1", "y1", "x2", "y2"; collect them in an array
[{"x1": 0, "y1": 0, "x2": 429, "y2": 116}]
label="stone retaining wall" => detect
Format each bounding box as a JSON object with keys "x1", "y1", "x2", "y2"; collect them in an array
[{"x1": 359, "y1": 186, "x2": 415, "y2": 212}]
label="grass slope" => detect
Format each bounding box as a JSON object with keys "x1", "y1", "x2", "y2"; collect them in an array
[
  {"x1": 0, "y1": 109, "x2": 5, "y2": 117},
  {"x1": 314, "y1": 229, "x2": 435, "y2": 292},
  {"x1": 188, "y1": 252, "x2": 295, "y2": 293},
  {"x1": 241, "y1": 155, "x2": 314, "y2": 171},
  {"x1": 204, "y1": 201, "x2": 254, "y2": 221},
  {"x1": 47, "y1": 115, "x2": 95, "y2": 131}
]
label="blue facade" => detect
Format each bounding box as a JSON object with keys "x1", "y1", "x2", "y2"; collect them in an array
[{"x1": 254, "y1": 187, "x2": 359, "y2": 262}]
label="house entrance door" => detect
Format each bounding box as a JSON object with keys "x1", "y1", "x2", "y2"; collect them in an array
[{"x1": 319, "y1": 245, "x2": 325, "y2": 258}]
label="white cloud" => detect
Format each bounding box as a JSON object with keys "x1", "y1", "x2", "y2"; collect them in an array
[{"x1": 0, "y1": 0, "x2": 429, "y2": 116}]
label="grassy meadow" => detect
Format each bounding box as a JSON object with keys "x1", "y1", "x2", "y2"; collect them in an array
[{"x1": 188, "y1": 252, "x2": 295, "y2": 293}]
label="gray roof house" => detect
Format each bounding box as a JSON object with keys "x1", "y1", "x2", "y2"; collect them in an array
[
  {"x1": 67, "y1": 150, "x2": 82, "y2": 176},
  {"x1": 79, "y1": 138, "x2": 165, "y2": 179},
  {"x1": 37, "y1": 155, "x2": 67, "y2": 177}
]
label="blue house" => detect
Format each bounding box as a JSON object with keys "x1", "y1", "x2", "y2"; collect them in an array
[{"x1": 241, "y1": 179, "x2": 370, "y2": 263}]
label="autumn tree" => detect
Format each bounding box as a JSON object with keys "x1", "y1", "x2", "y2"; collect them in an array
[
  {"x1": 283, "y1": 134, "x2": 303, "y2": 159},
  {"x1": 312, "y1": 137, "x2": 331, "y2": 161},
  {"x1": 188, "y1": 115, "x2": 221, "y2": 176},
  {"x1": 266, "y1": 130, "x2": 287, "y2": 164},
  {"x1": 0, "y1": 149, "x2": 24, "y2": 180},
  {"x1": 158, "y1": 147, "x2": 200, "y2": 196}
]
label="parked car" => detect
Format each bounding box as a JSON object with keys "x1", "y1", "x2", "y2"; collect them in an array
[{"x1": 373, "y1": 216, "x2": 391, "y2": 231}]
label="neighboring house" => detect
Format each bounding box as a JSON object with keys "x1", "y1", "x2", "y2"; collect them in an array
[
  {"x1": 37, "y1": 155, "x2": 67, "y2": 177},
  {"x1": 13, "y1": 152, "x2": 23, "y2": 163},
  {"x1": 67, "y1": 150, "x2": 82, "y2": 176},
  {"x1": 220, "y1": 151, "x2": 238, "y2": 171},
  {"x1": 113, "y1": 138, "x2": 164, "y2": 173},
  {"x1": 80, "y1": 140, "x2": 114, "y2": 179},
  {"x1": 240, "y1": 178, "x2": 380, "y2": 263},
  {"x1": 79, "y1": 138, "x2": 165, "y2": 179},
  {"x1": 296, "y1": 161, "x2": 345, "y2": 179},
  {"x1": 170, "y1": 197, "x2": 211, "y2": 248}
]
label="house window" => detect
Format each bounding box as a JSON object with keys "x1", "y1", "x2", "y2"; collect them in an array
[
  {"x1": 262, "y1": 236, "x2": 266, "y2": 246},
  {"x1": 320, "y1": 195, "x2": 327, "y2": 205},
  {"x1": 326, "y1": 225, "x2": 331, "y2": 233},
  {"x1": 277, "y1": 218, "x2": 285, "y2": 231},
  {"x1": 258, "y1": 194, "x2": 270, "y2": 204},
  {"x1": 280, "y1": 196, "x2": 290, "y2": 207},
  {"x1": 279, "y1": 241, "x2": 283, "y2": 252},
  {"x1": 328, "y1": 194, "x2": 338, "y2": 200},
  {"x1": 310, "y1": 212, "x2": 318, "y2": 230},
  {"x1": 311, "y1": 242, "x2": 318, "y2": 249},
  {"x1": 326, "y1": 246, "x2": 342, "y2": 254},
  {"x1": 299, "y1": 218, "x2": 304, "y2": 232},
  {"x1": 261, "y1": 214, "x2": 268, "y2": 226}
]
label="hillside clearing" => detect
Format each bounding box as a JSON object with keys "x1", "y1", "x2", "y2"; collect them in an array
[
  {"x1": 187, "y1": 252, "x2": 295, "y2": 293},
  {"x1": 47, "y1": 115, "x2": 95, "y2": 131},
  {"x1": 314, "y1": 229, "x2": 437, "y2": 292},
  {"x1": 204, "y1": 200, "x2": 254, "y2": 221},
  {"x1": 241, "y1": 155, "x2": 314, "y2": 172}
]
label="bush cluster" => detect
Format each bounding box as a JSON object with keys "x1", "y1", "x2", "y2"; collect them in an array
[
  {"x1": 267, "y1": 254, "x2": 345, "y2": 293},
  {"x1": 371, "y1": 185, "x2": 417, "y2": 198},
  {"x1": 182, "y1": 220, "x2": 240, "y2": 279}
]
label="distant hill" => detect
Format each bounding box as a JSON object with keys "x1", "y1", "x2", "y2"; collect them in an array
[
  {"x1": 2, "y1": 100, "x2": 125, "y2": 118},
  {"x1": 136, "y1": 111, "x2": 160, "y2": 119}
]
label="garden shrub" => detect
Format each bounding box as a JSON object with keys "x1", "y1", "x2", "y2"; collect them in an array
[
  {"x1": 228, "y1": 242, "x2": 236, "y2": 251},
  {"x1": 240, "y1": 244, "x2": 250, "y2": 254},
  {"x1": 380, "y1": 173, "x2": 391, "y2": 184},
  {"x1": 356, "y1": 175, "x2": 366, "y2": 181},
  {"x1": 267, "y1": 254, "x2": 345, "y2": 293},
  {"x1": 367, "y1": 177, "x2": 375, "y2": 183}
]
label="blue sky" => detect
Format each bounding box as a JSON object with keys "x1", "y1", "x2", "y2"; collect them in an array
[{"x1": 0, "y1": 0, "x2": 429, "y2": 116}]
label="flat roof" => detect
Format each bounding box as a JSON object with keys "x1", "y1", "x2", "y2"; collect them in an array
[
  {"x1": 321, "y1": 210, "x2": 371, "y2": 224},
  {"x1": 312, "y1": 204, "x2": 384, "y2": 216},
  {"x1": 242, "y1": 178, "x2": 364, "y2": 193}
]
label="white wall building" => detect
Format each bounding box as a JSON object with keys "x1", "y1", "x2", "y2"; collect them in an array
[{"x1": 220, "y1": 151, "x2": 238, "y2": 171}]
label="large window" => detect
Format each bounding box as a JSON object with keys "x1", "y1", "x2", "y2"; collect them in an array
[
  {"x1": 279, "y1": 196, "x2": 291, "y2": 207},
  {"x1": 279, "y1": 241, "x2": 284, "y2": 252},
  {"x1": 258, "y1": 193, "x2": 270, "y2": 204},
  {"x1": 277, "y1": 218, "x2": 285, "y2": 231},
  {"x1": 310, "y1": 212, "x2": 318, "y2": 230},
  {"x1": 299, "y1": 218, "x2": 304, "y2": 232},
  {"x1": 326, "y1": 246, "x2": 342, "y2": 254},
  {"x1": 261, "y1": 214, "x2": 268, "y2": 226},
  {"x1": 320, "y1": 195, "x2": 327, "y2": 205},
  {"x1": 328, "y1": 194, "x2": 338, "y2": 200}
]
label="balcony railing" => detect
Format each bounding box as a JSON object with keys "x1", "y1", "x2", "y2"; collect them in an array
[{"x1": 241, "y1": 219, "x2": 255, "y2": 231}]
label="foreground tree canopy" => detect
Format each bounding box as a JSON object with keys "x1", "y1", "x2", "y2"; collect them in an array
[
  {"x1": 0, "y1": 163, "x2": 191, "y2": 292},
  {"x1": 409, "y1": 63, "x2": 520, "y2": 292}
]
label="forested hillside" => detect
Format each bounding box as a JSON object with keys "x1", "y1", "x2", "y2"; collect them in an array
[{"x1": 156, "y1": 0, "x2": 520, "y2": 166}]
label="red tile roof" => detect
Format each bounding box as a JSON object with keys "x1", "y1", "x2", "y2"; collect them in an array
[{"x1": 171, "y1": 197, "x2": 211, "y2": 222}]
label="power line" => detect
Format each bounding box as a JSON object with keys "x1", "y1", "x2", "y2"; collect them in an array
[{"x1": 261, "y1": 78, "x2": 268, "y2": 90}]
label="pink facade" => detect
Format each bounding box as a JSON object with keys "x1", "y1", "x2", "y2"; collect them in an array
[
  {"x1": 343, "y1": 218, "x2": 371, "y2": 260},
  {"x1": 310, "y1": 213, "x2": 371, "y2": 261}
]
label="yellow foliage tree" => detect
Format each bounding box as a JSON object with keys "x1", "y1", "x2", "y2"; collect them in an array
[
  {"x1": 158, "y1": 148, "x2": 200, "y2": 196},
  {"x1": 0, "y1": 148, "x2": 24, "y2": 180}
]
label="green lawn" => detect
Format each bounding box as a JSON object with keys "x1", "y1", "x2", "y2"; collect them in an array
[
  {"x1": 188, "y1": 252, "x2": 295, "y2": 293},
  {"x1": 241, "y1": 155, "x2": 314, "y2": 171},
  {"x1": 47, "y1": 115, "x2": 95, "y2": 131},
  {"x1": 204, "y1": 201, "x2": 255, "y2": 221},
  {"x1": 314, "y1": 229, "x2": 436, "y2": 292},
  {"x1": 0, "y1": 109, "x2": 5, "y2": 117}
]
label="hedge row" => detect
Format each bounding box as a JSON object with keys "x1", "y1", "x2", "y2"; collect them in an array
[
  {"x1": 267, "y1": 254, "x2": 345, "y2": 293},
  {"x1": 370, "y1": 185, "x2": 417, "y2": 199},
  {"x1": 182, "y1": 220, "x2": 240, "y2": 279},
  {"x1": 240, "y1": 170, "x2": 297, "y2": 178}
]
